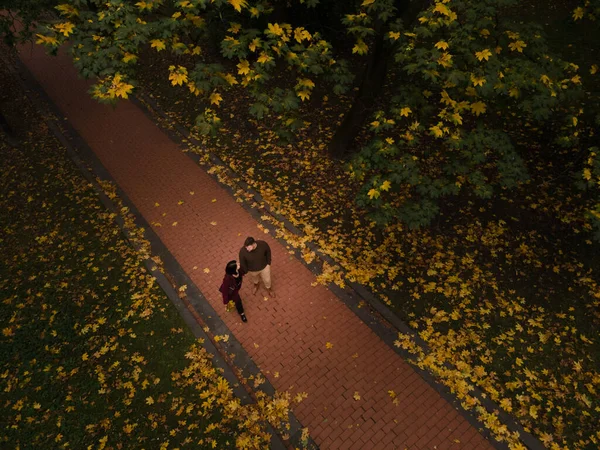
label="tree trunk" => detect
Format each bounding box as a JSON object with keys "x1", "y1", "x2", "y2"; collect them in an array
[
  {"x1": 328, "y1": 28, "x2": 389, "y2": 158},
  {"x1": 328, "y1": 0, "x2": 426, "y2": 158}
]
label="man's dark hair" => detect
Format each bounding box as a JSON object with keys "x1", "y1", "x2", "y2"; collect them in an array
[
  {"x1": 244, "y1": 237, "x2": 256, "y2": 247},
  {"x1": 225, "y1": 260, "x2": 238, "y2": 275}
]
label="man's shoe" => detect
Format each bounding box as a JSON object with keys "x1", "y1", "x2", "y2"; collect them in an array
[
  {"x1": 252, "y1": 284, "x2": 259, "y2": 295},
  {"x1": 240, "y1": 313, "x2": 247, "y2": 322},
  {"x1": 268, "y1": 289, "x2": 276, "y2": 298}
]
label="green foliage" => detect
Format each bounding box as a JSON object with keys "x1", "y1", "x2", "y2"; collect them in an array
[{"x1": 25, "y1": 0, "x2": 600, "y2": 238}]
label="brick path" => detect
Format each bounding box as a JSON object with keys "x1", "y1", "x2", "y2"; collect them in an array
[{"x1": 18, "y1": 44, "x2": 494, "y2": 450}]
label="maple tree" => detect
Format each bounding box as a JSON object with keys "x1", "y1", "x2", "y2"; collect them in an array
[{"x1": 15, "y1": 0, "x2": 596, "y2": 232}]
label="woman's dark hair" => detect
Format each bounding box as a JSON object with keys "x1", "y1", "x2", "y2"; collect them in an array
[
  {"x1": 244, "y1": 236, "x2": 256, "y2": 247},
  {"x1": 225, "y1": 260, "x2": 238, "y2": 275}
]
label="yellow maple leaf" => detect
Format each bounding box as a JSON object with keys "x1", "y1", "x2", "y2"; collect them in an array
[
  {"x1": 388, "y1": 31, "x2": 401, "y2": 40},
  {"x1": 210, "y1": 92, "x2": 223, "y2": 106},
  {"x1": 267, "y1": 23, "x2": 283, "y2": 36},
  {"x1": 325, "y1": 342, "x2": 334, "y2": 349},
  {"x1": 529, "y1": 405, "x2": 539, "y2": 419},
  {"x1": 475, "y1": 49, "x2": 492, "y2": 61},
  {"x1": 228, "y1": 0, "x2": 247, "y2": 11},
  {"x1": 294, "y1": 392, "x2": 308, "y2": 402},
  {"x1": 470, "y1": 101, "x2": 486, "y2": 116},
  {"x1": 352, "y1": 39, "x2": 369, "y2": 55},
  {"x1": 248, "y1": 37, "x2": 261, "y2": 52},
  {"x1": 167, "y1": 65, "x2": 188, "y2": 86},
  {"x1": 237, "y1": 60, "x2": 250, "y2": 75},
  {"x1": 203, "y1": 268, "x2": 210, "y2": 273},
  {"x1": 54, "y1": 22, "x2": 75, "y2": 37},
  {"x1": 257, "y1": 52, "x2": 272, "y2": 64},
  {"x1": 434, "y1": 41, "x2": 449, "y2": 50},
  {"x1": 573, "y1": 7, "x2": 585, "y2": 20},
  {"x1": 297, "y1": 90, "x2": 311, "y2": 101},
  {"x1": 470, "y1": 74, "x2": 486, "y2": 87},
  {"x1": 591, "y1": 64, "x2": 598, "y2": 75},
  {"x1": 146, "y1": 396, "x2": 154, "y2": 405},
  {"x1": 430, "y1": 125, "x2": 444, "y2": 138},
  {"x1": 583, "y1": 168, "x2": 592, "y2": 181},
  {"x1": 35, "y1": 34, "x2": 59, "y2": 46},
  {"x1": 399, "y1": 106, "x2": 412, "y2": 117},
  {"x1": 367, "y1": 188, "x2": 380, "y2": 200},
  {"x1": 362, "y1": 0, "x2": 375, "y2": 5},
  {"x1": 150, "y1": 39, "x2": 166, "y2": 51},
  {"x1": 353, "y1": 391, "x2": 361, "y2": 401},
  {"x1": 294, "y1": 27, "x2": 312, "y2": 43},
  {"x1": 380, "y1": 180, "x2": 392, "y2": 191},
  {"x1": 122, "y1": 53, "x2": 137, "y2": 63},
  {"x1": 433, "y1": 3, "x2": 451, "y2": 16},
  {"x1": 508, "y1": 40, "x2": 527, "y2": 52}
]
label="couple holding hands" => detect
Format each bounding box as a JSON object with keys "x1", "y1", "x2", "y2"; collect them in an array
[{"x1": 219, "y1": 237, "x2": 276, "y2": 323}]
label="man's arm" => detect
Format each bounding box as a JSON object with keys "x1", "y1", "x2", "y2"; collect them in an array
[
  {"x1": 239, "y1": 249, "x2": 248, "y2": 273},
  {"x1": 264, "y1": 241, "x2": 272, "y2": 265}
]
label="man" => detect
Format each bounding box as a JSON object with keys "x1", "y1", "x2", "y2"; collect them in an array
[{"x1": 239, "y1": 236, "x2": 276, "y2": 298}]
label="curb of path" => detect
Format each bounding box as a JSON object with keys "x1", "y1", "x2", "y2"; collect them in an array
[
  {"x1": 13, "y1": 57, "x2": 316, "y2": 450},
  {"x1": 134, "y1": 92, "x2": 547, "y2": 450}
]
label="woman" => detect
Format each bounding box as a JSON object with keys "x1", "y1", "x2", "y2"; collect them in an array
[{"x1": 219, "y1": 260, "x2": 247, "y2": 322}]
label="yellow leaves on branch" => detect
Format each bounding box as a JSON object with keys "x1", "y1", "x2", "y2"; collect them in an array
[
  {"x1": 168, "y1": 65, "x2": 188, "y2": 86},
  {"x1": 92, "y1": 73, "x2": 134, "y2": 100},
  {"x1": 267, "y1": 23, "x2": 284, "y2": 37},
  {"x1": 296, "y1": 78, "x2": 315, "y2": 102},
  {"x1": 55, "y1": 4, "x2": 79, "y2": 17},
  {"x1": 294, "y1": 27, "x2": 312, "y2": 43},
  {"x1": 35, "y1": 34, "x2": 59, "y2": 46},
  {"x1": 53, "y1": 22, "x2": 75, "y2": 37},
  {"x1": 432, "y1": 2, "x2": 452, "y2": 17}
]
